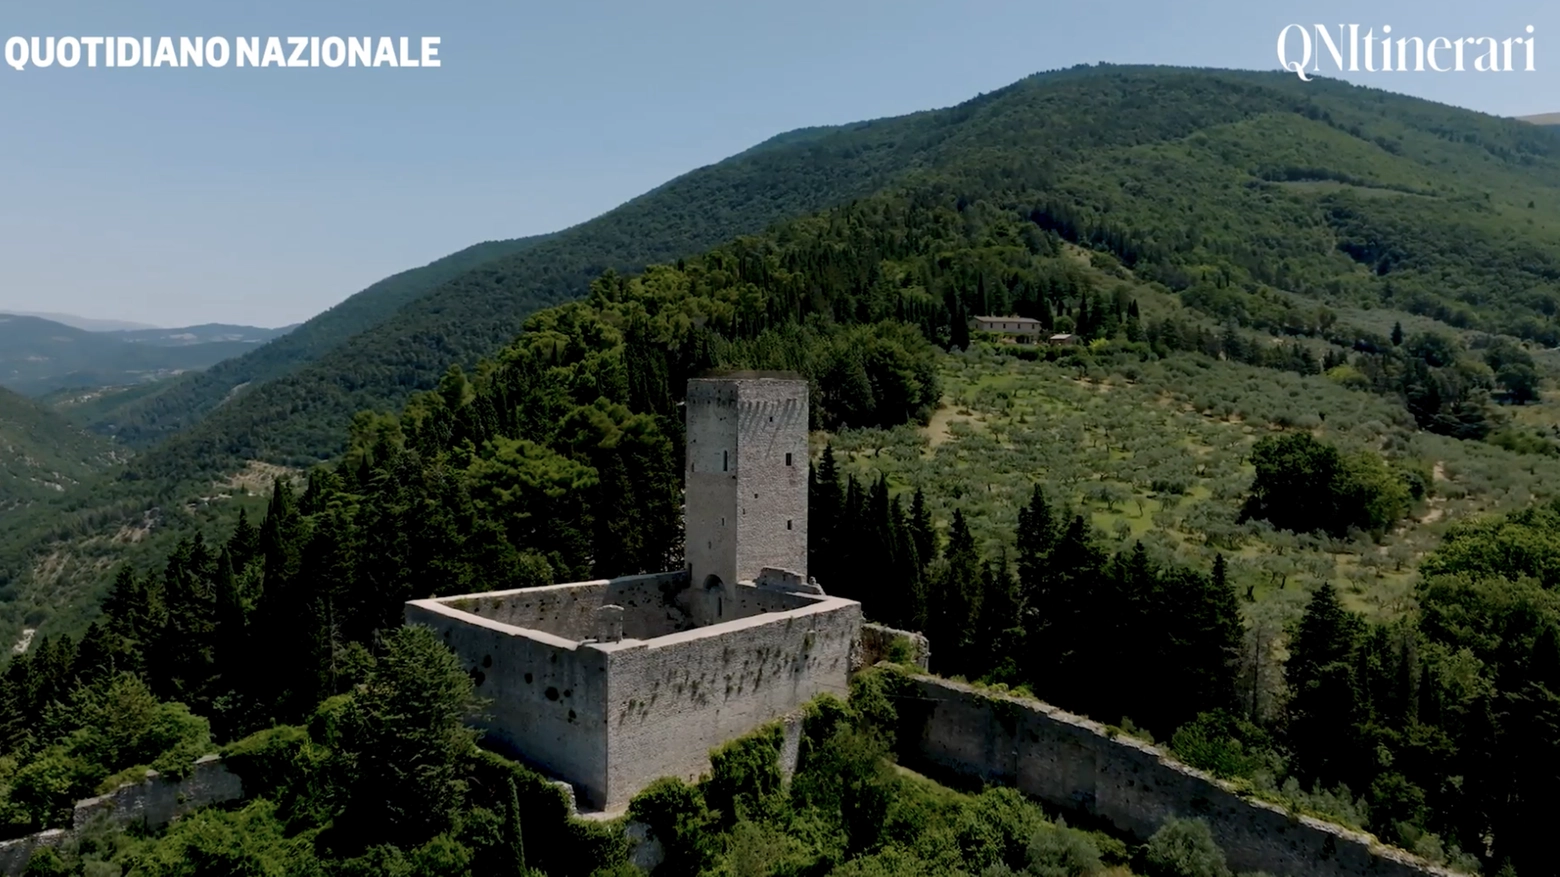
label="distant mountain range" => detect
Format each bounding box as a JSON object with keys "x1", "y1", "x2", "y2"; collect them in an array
[
  {"x1": 1519, "y1": 112, "x2": 1560, "y2": 127},
  {"x1": 1, "y1": 312, "x2": 162, "y2": 332},
  {"x1": 0, "y1": 313, "x2": 294, "y2": 395}
]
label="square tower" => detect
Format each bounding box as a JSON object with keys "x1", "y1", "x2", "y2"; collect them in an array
[{"x1": 685, "y1": 373, "x2": 809, "y2": 590}]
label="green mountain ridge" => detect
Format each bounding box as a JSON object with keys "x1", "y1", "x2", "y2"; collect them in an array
[{"x1": 8, "y1": 62, "x2": 1560, "y2": 650}]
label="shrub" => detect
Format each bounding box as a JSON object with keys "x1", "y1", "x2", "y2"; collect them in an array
[
  {"x1": 1026, "y1": 822, "x2": 1104, "y2": 876},
  {"x1": 1169, "y1": 711, "x2": 1275, "y2": 780},
  {"x1": 1142, "y1": 817, "x2": 1230, "y2": 877},
  {"x1": 954, "y1": 787, "x2": 1047, "y2": 871}
]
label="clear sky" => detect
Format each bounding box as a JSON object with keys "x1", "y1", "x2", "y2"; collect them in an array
[{"x1": 1, "y1": 0, "x2": 1554, "y2": 328}]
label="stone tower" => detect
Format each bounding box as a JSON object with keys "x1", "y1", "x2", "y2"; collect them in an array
[{"x1": 684, "y1": 373, "x2": 809, "y2": 593}]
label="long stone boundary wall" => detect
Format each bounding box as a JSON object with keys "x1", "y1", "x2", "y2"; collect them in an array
[
  {"x1": 0, "y1": 754, "x2": 243, "y2": 876},
  {"x1": 896, "y1": 674, "x2": 1465, "y2": 877}
]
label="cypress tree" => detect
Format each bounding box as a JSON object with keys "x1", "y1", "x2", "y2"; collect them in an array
[
  {"x1": 890, "y1": 495, "x2": 928, "y2": 632},
  {"x1": 930, "y1": 509, "x2": 982, "y2": 678},
  {"x1": 862, "y1": 475, "x2": 897, "y2": 623},
  {"x1": 837, "y1": 474, "x2": 866, "y2": 601},
  {"x1": 950, "y1": 301, "x2": 971, "y2": 351},
  {"x1": 503, "y1": 775, "x2": 528, "y2": 875},
  {"x1": 909, "y1": 487, "x2": 937, "y2": 571},
  {"x1": 1015, "y1": 485, "x2": 1057, "y2": 619},
  {"x1": 810, "y1": 445, "x2": 845, "y2": 586}
]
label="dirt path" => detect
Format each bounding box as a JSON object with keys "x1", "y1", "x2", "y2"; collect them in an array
[{"x1": 923, "y1": 401, "x2": 979, "y2": 448}]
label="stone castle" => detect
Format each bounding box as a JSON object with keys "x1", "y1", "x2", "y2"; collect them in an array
[{"x1": 405, "y1": 373, "x2": 863, "y2": 812}]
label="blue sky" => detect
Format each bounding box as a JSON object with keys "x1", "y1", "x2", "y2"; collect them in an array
[{"x1": 1, "y1": 0, "x2": 1554, "y2": 327}]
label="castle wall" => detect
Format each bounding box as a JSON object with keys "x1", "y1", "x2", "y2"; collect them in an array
[
  {"x1": 445, "y1": 572, "x2": 695, "y2": 641},
  {"x1": 899, "y1": 675, "x2": 1460, "y2": 877},
  {"x1": 405, "y1": 599, "x2": 612, "y2": 807},
  {"x1": 598, "y1": 594, "x2": 861, "y2": 812}
]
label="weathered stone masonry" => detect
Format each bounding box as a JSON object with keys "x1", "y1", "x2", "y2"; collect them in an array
[
  {"x1": 0, "y1": 755, "x2": 243, "y2": 877},
  {"x1": 407, "y1": 571, "x2": 860, "y2": 813},
  {"x1": 406, "y1": 374, "x2": 860, "y2": 813},
  {"x1": 897, "y1": 674, "x2": 1463, "y2": 877}
]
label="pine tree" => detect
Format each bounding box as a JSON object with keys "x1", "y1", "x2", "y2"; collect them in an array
[
  {"x1": 1158, "y1": 559, "x2": 1243, "y2": 732},
  {"x1": 227, "y1": 507, "x2": 260, "y2": 574},
  {"x1": 339, "y1": 625, "x2": 479, "y2": 849},
  {"x1": 1035, "y1": 515, "x2": 1106, "y2": 707},
  {"x1": 154, "y1": 535, "x2": 218, "y2": 708},
  {"x1": 930, "y1": 509, "x2": 983, "y2": 678},
  {"x1": 101, "y1": 564, "x2": 159, "y2": 678},
  {"x1": 72, "y1": 623, "x2": 120, "y2": 685},
  {"x1": 1391, "y1": 321, "x2": 1404, "y2": 346},
  {"x1": 1286, "y1": 583, "x2": 1366, "y2": 784},
  {"x1": 974, "y1": 553, "x2": 1020, "y2": 681}
]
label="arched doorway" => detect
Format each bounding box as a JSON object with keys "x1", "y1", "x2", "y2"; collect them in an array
[{"x1": 703, "y1": 574, "x2": 724, "y2": 618}]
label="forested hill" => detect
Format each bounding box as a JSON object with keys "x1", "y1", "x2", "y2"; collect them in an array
[
  {"x1": 116, "y1": 67, "x2": 1560, "y2": 485},
  {"x1": 0, "y1": 386, "x2": 121, "y2": 511},
  {"x1": 9, "y1": 63, "x2": 1560, "y2": 656},
  {"x1": 81, "y1": 235, "x2": 555, "y2": 444}
]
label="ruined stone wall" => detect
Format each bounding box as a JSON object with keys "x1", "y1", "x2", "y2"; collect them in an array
[
  {"x1": 900, "y1": 675, "x2": 1461, "y2": 877},
  {"x1": 858, "y1": 622, "x2": 931, "y2": 671},
  {"x1": 0, "y1": 755, "x2": 243, "y2": 877},
  {"x1": 406, "y1": 599, "x2": 612, "y2": 807},
  {"x1": 0, "y1": 831, "x2": 65, "y2": 877},
  {"x1": 599, "y1": 596, "x2": 861, "y2": 813}
]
